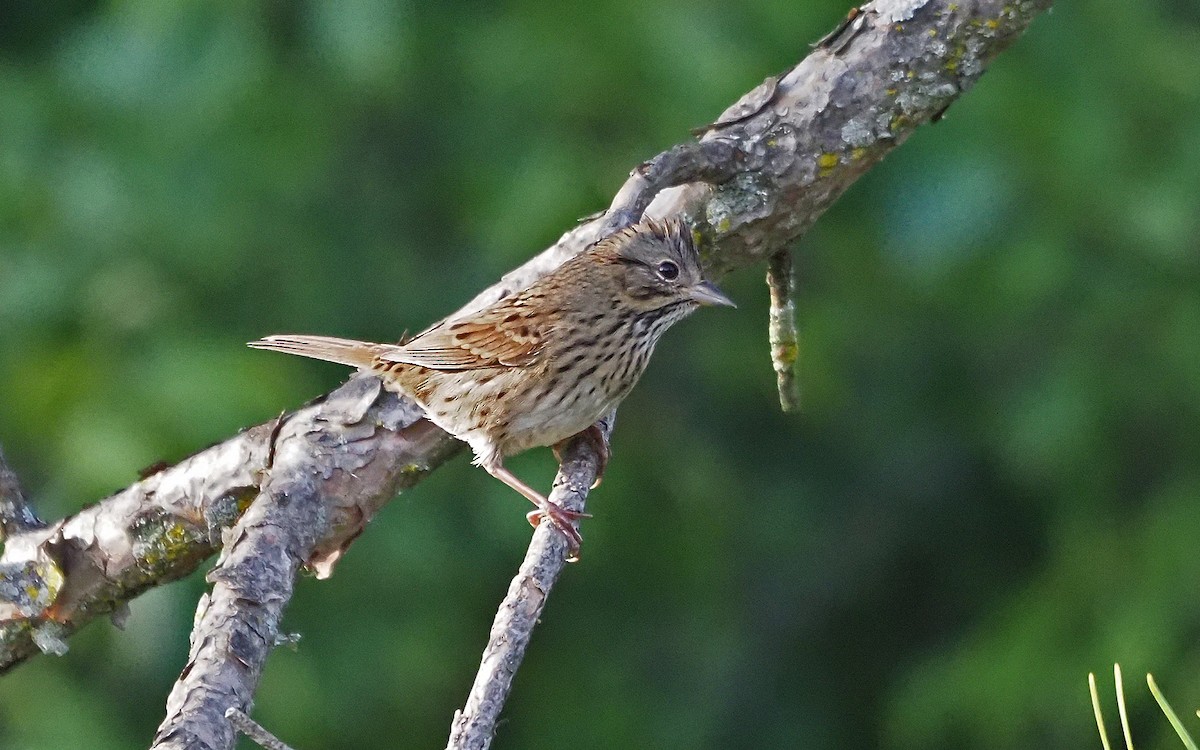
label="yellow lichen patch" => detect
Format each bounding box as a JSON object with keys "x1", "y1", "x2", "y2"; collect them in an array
[
  {"x1": 774, "y1": 342, "x2": 799, "y2": 367},
  {"x1": 851, "y1": 147, "x2": 867, "y2": 161},
  {"x1": 163, "y1": 520, "x2": 190, "y2": 549},
  {"x1": 42, "y1": 560, "x2": 64, "y2": 602},
  {"x1": 945, "y1": 43, "x2": 968, "y2": 72},
  {"x1": 400, "y1": 463, "x2": 425, "y2": 477},
  {"x1": 148, "y1": 521, "x2": 198, "y2": 570},
  {"x1": 986, "y1": 18, "x2": 1000, "y2": 29},
  {"x1": 131, "y1": 512, "x2": 207, "y2": 576},
  {"x1": 0, "y1": 557, "x2": 64, "y2": 620},
  {"x1": 817, "y1": 153, "x2": 839, "y2": 176},
  {"x1": 885, "y1": 87, "x2": 898, "y2": 96},
  {"x1": 235, "y1": 487, "x2": 256, "y2": 513},
  {"x1": 716, "y1": 217, "x2": 732, "y2": 233}
]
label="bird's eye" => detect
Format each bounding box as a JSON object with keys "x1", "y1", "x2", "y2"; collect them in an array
[{"x1": 656, "y1": 260, "x2": 680, "y2": 281}]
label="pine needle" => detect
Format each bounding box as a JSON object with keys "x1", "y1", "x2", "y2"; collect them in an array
[
  {"x1": 1091, "y1": 672, "x2": 1114, "y2": 750},
  {"x1": 1116, "y1": 664, "x2": 1135, "y2": 750},
  {"x1": 1147, "y1": 673, "x2": 1199, "y2": 750}
]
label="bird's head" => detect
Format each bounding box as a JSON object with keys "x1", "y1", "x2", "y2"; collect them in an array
[{"x1": 601, "y1": 218, "x2": 735, "y2": 314}]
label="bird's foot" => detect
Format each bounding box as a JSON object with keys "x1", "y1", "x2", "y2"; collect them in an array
[
  {"x1": 526, "y1": 504, "x2": 591, "y2": 562},
  {"x1": 483, "y1": 460, "x2": 592, "y2": 562}
]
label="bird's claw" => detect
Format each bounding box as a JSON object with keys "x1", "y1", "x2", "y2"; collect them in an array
[{"x1": 526, "y1": 505, "x2": 590, "y2": 562}]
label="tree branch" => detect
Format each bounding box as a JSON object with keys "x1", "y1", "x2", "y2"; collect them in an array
[
  {"x1": 0, "y1": 385, "x2": 460, "y2": 672},
  {"x1": 445, "y1": 416, "x2": 612, "y2": 750},
  {"x1": 148, "y1": 376, "x2": 457, "y2": 749},
  {"x1": 0, "y1": 3, "x2": 1050, "y2": 745}
]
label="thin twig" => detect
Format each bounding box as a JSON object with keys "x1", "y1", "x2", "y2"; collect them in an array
[
  {"x1": 225, "y1": 708, "x2": 298, "y2": 750},
  {"x1": 0, "y1": 445, "x2": 42, "y2": 542},
  {"x1": 445, "y1": 416, "x2": 612, "y2": 750},
  {"x1": 766, "y1": 249, "x2": 801, "y2": 412}
]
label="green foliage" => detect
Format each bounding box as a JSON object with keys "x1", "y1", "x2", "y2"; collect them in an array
[{"x1": 1, "y1": 1, "x2": 1198, "y2": 748}]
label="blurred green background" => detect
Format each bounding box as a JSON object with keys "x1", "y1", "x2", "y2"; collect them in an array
[{"x1": 2, "y1": 0, "x2": 1199, "y2": 748}]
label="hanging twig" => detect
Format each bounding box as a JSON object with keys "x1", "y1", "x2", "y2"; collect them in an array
[{"x1": 766, "y1": 249, "x2": 801, "y2": 412}]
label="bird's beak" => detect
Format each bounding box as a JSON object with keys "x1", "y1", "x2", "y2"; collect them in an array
[{"x1": 689, "y1": 280, "x2": 736, "y2": 308}]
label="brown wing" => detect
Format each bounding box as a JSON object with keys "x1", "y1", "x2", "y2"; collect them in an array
[{"x1": 379, "y1": 298, "x2": 546, "y2": 371}]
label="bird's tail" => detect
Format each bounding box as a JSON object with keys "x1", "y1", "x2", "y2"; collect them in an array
[{"x1": 247, "y1": 334, "x2": 391, "y2": 369}]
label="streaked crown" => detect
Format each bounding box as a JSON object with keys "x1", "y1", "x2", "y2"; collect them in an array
[{"x1": 592, "y1": 218, "x2": 733, "y2": 313}]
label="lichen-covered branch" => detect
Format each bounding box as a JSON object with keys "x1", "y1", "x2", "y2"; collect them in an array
[
  {"x1": 0, "y1": 383, "x2": 459, "y2": 673},
  {"x1": 1, "y1": 424, "x2": 271, "y2": 670},
  {"x1": 456, "y1": 0, "x2": 1049, "y2": 308},
  {"x1": 1, "y1": 0, "x2": 1049, "y2": 693},
  {"x1": 651, "y1": 0, "x2": 1049, "y2": 270}
]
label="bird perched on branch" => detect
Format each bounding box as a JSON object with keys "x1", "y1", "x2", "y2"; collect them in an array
[{"x1": 249, "y1": 218, "x2": 734, "y2": 559}]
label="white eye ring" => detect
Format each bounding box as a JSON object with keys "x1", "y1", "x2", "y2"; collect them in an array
[{"x1": 657, "y1": 260, "x2": 680, "y2": 281}]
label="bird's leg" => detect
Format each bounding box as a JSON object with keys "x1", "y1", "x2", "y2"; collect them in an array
[
  {"x1": 484, "y1": 463, "x2": 590, "y2": 561},
  {"x1": 551, "y1": 423, "x2": 610, "y2": 489}
]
